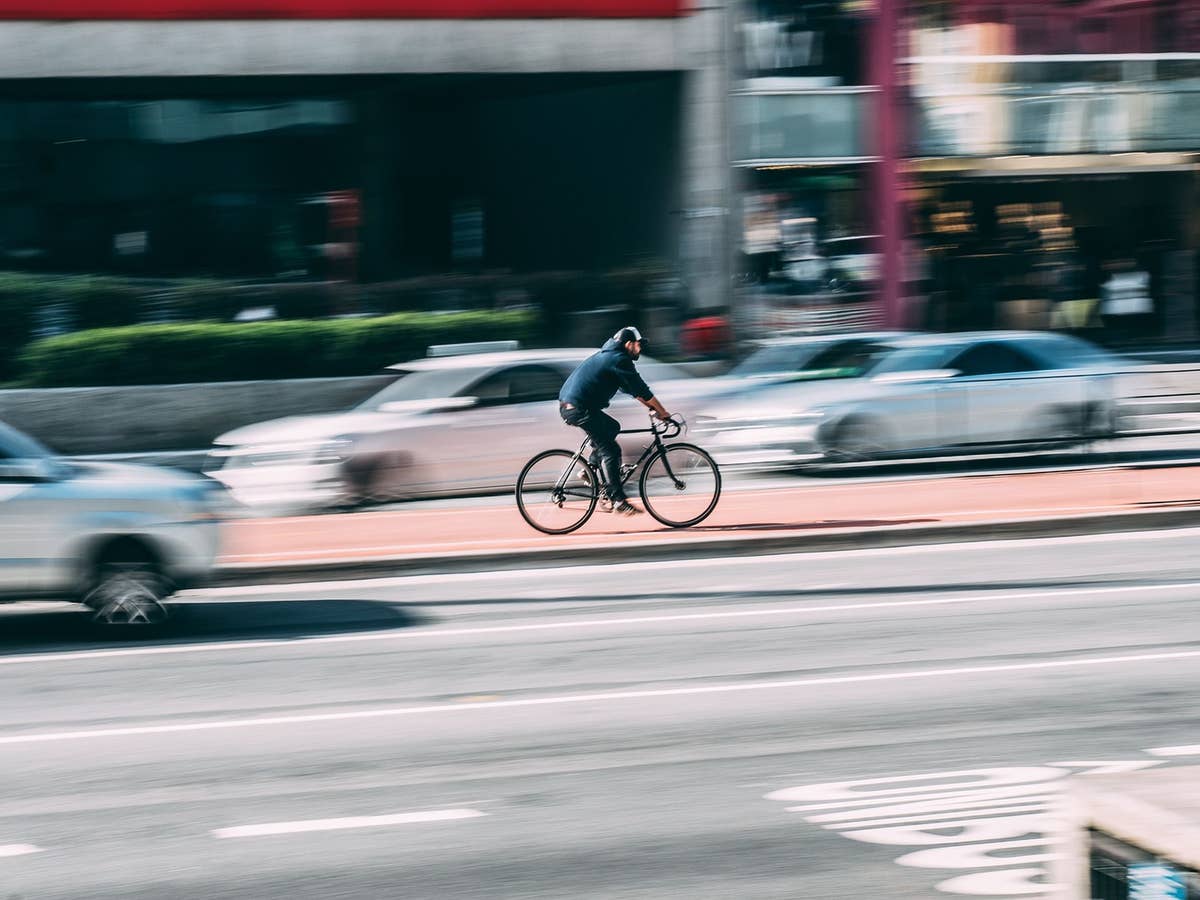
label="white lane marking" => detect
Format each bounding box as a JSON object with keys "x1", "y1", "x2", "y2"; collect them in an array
[
  {"x1": 198, "y1": 525, "x2": 1200, "y2": 597},
  {"x1": 1146, "y1": 744, "x2": 1200, "y2": 756},
  {"x1": 213, "y1": 808, "x2": 486, "y2": 838},
  {"x1": 5, "y1": 581, "x2": 1198, "y2": 668},
  {"x1": 0, "y1": 844, "x2": 43, "y2": 857},
  {"x1": 831, "y1": 803, "x2": 1048, "y2": 831},
  {"x1": 4, "y1": 647, "x2": 1200, "y2": 746}
]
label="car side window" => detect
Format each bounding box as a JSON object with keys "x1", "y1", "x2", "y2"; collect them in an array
[
  {"x1": 950, "y1": 343, "x2": 1040, "y2": 377},
  {"x1": 507, "y1": 366, "x2": 567, "y2": 404},
  {"x1": 470, "y1": 366, "x2": 565, "y2": 406},
  {"x1": 470, "y1": 371, "x2": 512, "y2": 404}
]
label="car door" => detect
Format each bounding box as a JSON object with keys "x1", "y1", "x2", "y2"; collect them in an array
[
  {"x1": 445, "y1": 364, "x2": 567, "y2": 490},
  {"x1": 0, "y1": 451, "x2": 60, "y2": 596},
  {"x1": 944, "y1": 342, "x2": 1049, "y2": 446}
]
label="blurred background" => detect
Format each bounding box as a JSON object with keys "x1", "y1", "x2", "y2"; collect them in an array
[
  {"x1": 5, "y1": 6, "x2": 1200, "y2": 898},
  {"x1": 2, "y1": 0, "x2": 1200, "y2": 375}
]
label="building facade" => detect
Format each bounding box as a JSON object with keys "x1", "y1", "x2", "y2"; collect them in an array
[
  {"x1": 734, "y1": 0, "x2": 1200, "y2": 345},
  {"x1": 0, "y1": 0, "x2": 734, "y2": 334}
]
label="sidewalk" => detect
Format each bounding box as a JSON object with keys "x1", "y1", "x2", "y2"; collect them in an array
[{"x1": 215, "y1": 463, "x2": 1200, "y2": 583}]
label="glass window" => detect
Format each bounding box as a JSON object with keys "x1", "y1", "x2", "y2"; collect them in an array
[
  {"x1": 356, "y1": 368, "x2": 483, "y2": 410},
  {"x1": 0, "y1": 423, "x2": 53, "y2": 461},
  {"x1": 866, "y1": 344, "x2": 959, "y2": 376},
  {"x1": 506, "y1": 366, "x2": 566, "y2": 404},
  {"x1": 949, "y1": 343, "x2": 1041, "y2": 377}
]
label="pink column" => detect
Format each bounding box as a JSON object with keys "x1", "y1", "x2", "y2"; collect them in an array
[{"x1": 869, "y1": 0, "x2": 906, "y2": 327}]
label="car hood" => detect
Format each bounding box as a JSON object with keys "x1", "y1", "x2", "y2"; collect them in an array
[
  {"x1": 699, "y1": 377, "x2": 887, "y2": 420},
  {"x1": 61, "y1": 460, "x2": 215, "y2": 501},
  {"x1": 68, "y1": 460, "x2": 202, "y2": 485},
  {"x1": 215, "y1": 411, "x2": 407, "y2": 447}
]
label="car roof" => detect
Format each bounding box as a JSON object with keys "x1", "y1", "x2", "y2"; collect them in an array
[{"x1": 388, "y1": 349, "x2": 592, "y2": 372}]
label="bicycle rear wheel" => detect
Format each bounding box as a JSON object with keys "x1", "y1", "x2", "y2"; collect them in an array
[
  {"x1": 639, "y1": 442, "x2": 721, "y2": 528},
  {"x1": 516, "y1": 449, "x2": 599, "y2": 535}
]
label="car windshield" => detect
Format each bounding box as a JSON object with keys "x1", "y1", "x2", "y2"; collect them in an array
[
  {"x1": 728, "y1": 342, "x2": 832, "y2": 378},
  {"x1": 865, "y1": 345, "x2": 957, "y2": 376},
  {"x1": 356, "y1": 368, "x2": 483, "y2": 410},
  {"x1": 731, "y1": 340, "x2": 893, "y2": 381},
  {"x1": 636, "y1": 356, "x2": 692, "y2": 382},
  {"x1": 0, "y1": 422, "x2": 54, "y2": 460}
]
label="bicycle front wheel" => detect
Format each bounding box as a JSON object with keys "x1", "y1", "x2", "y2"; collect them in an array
[
  {"x1": 639, "y1": 442, "x2": 721, "y2": 528},
  {"x1": 516, "y1": 449, "x2": 598, "y2": 535}
]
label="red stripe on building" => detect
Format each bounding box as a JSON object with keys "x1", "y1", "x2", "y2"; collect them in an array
[{"x1": 0, "y1": 0, "x2": 687, "y2": 18}]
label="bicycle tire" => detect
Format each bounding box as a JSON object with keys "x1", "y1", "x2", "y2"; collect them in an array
[
  {"x1": 638, "y1": 442, "x2": 721, "y2": 528},
  {"x1": 516, "y1": 449, "x2": 599, "y2": 535}
]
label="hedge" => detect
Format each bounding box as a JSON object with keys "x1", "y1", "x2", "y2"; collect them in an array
[
  {"x1": 0, "y1": 265, "x2": 674, "y2": 381},
  {"x1": 17, "y1": 310, "x2": 542, "y2": 387}
]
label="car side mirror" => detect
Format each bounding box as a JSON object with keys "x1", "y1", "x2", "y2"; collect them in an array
[
  {"x1": 871, "y1": 368, "x2": 961, "y2": 385},
  {"x1": 0, "y1": 458, "x2": 57, "y2": 481}
]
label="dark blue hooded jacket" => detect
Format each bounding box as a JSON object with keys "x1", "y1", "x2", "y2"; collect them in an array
[{"x1": 559, "y1": 339, "x2": 654, "y2": 410}]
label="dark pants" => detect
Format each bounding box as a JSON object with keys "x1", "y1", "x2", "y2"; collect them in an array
[{"x1": 560, "y1": 404, "x2": 625, "y2": 502}]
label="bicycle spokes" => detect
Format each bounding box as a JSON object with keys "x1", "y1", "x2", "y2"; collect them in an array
[
  {"x1": 516, "y1": 449, "x2": 599, "y2": 535},
  {"x1": 639, "y1": 443, "x2": 721, "y2": 528}
]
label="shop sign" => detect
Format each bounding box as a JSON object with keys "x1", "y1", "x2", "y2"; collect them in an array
[{"x1": 1, "y1": 0, "x2": 687, "y2": 18}]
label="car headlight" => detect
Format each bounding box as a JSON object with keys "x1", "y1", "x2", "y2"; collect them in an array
[
  {"x1": 711, "y1": 410, "x2": 826, "y2": 431},
  {"x1": 313, "y1": 439, "x2": 353, "y2": 464},
  {"x1": 220, "y1": 439, "x2": 353, "y2": 468}
]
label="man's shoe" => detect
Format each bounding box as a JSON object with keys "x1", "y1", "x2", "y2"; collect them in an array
[
  {"x1": 599, "y1": 497, "x2": 614, "y2": 513},
  {"x1": 613, "y1": 500, "x2": 643, "y2": 517}
]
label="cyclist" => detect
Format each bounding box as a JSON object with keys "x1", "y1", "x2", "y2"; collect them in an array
[{"x1": 558, "y1": 326, "x2": 672, "y2": 517}]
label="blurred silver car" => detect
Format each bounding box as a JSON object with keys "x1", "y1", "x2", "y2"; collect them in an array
[
  {"x1": 0, "y1": 421, "x2": 222, "y2": 626},
  {"x1": 715, "y1": 332, "x2": 908, "y2": 395},
  {"x1": 698, "y1": 332, "x2": 1122, "y2": 468},
  {"x1": 207, "y1": 347, "x2": 700, "y2": 511}
]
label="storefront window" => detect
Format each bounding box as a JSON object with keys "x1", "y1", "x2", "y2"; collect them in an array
[
  {"x1": 736, "y1": 166, "x2": 879, "y2": 335},
  {"x1": 0, "y1": 97, "x2": 358, "y2": 278},
  {"x1": 910, "y1": 174, "x2": 1194, "y2": 343}
]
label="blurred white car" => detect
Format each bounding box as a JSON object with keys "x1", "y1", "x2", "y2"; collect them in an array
[
  {"x1": 207, "y1": 347, "x2": 704, "y2": 512},
  {"x1": 0, "y1": 421, "x2": 222, "y2": 626},
  {"x1": 714, "y1": 332, "x2": 908, "y2": 395},
  {"x1": 698, "y1": 332, "x2": 1123, "y2": 468}
]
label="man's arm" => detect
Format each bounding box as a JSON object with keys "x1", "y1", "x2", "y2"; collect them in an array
[{"x1": 638, "y1": 395, "x2": 671, "y2": 420}]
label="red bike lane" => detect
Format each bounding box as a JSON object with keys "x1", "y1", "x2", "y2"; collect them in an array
[{"x1": 219, "y1": 465, "x2": 1200, "y2": 567}]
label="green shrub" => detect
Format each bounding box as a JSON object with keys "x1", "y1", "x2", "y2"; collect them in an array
[{"x1": 17, "y1": 310, "x2": 542, "y2": 387}]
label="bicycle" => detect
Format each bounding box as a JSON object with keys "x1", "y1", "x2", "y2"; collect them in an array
[{"x1": 515, "y1": 413, "x2": 722, "y2": 534}]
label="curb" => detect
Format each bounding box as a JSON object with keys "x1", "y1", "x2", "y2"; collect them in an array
[{"x1": 213, "y1": 505, "x2": 1200, "y2": 586}]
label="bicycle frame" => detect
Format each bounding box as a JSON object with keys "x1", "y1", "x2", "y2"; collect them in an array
[{"x1": 554, "y1": 417, "x2": 685, "y2": 498}]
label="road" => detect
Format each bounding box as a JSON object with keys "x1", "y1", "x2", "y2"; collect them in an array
[{"x1": 4, "y1": 528, "x2": 1200, "y2": 898}]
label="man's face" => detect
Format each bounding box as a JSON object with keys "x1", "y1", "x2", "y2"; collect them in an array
[{"x1": 626, "y1": 339, "x2": 642, "y2": 360}]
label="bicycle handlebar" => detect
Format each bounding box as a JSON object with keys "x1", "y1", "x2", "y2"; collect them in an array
[{"x1": 650, "y1": 412, "x2": 686, "y2": 439}]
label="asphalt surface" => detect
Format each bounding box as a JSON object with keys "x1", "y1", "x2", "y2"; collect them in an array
[{"x1": 5, "y1": 528, "x2": 1200, "y2": 898}]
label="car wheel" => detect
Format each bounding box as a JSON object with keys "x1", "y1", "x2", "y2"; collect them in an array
[
  {"x1": 84, "y1": 561, "x2": 170, "y2": 628},
  {"x1": 1032, "y1": 406, "x2": 1083, "y2": 450},
  {"x1": 827, "y1": 417, "x2": 887, "y2": 463},
  {"x1": 1083, "y1": 401, "x2": 1116, "y2": 441}
]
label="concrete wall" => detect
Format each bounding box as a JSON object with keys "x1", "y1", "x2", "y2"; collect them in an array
[
  {"x1": 0, "y1": 20, "x2": 691, "y2": 77},
  {"x1": 0, "y1": 375, "x2": 396, "y2": 455}
]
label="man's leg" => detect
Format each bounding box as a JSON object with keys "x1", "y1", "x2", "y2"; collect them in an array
[{"x1": 584, "y1": 411, "x2": 627, "y2": 504}]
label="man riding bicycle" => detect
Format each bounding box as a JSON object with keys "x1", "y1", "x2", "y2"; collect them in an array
[{"x1": 558, "y1": 326, "x2": 672, "y2": 517}]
